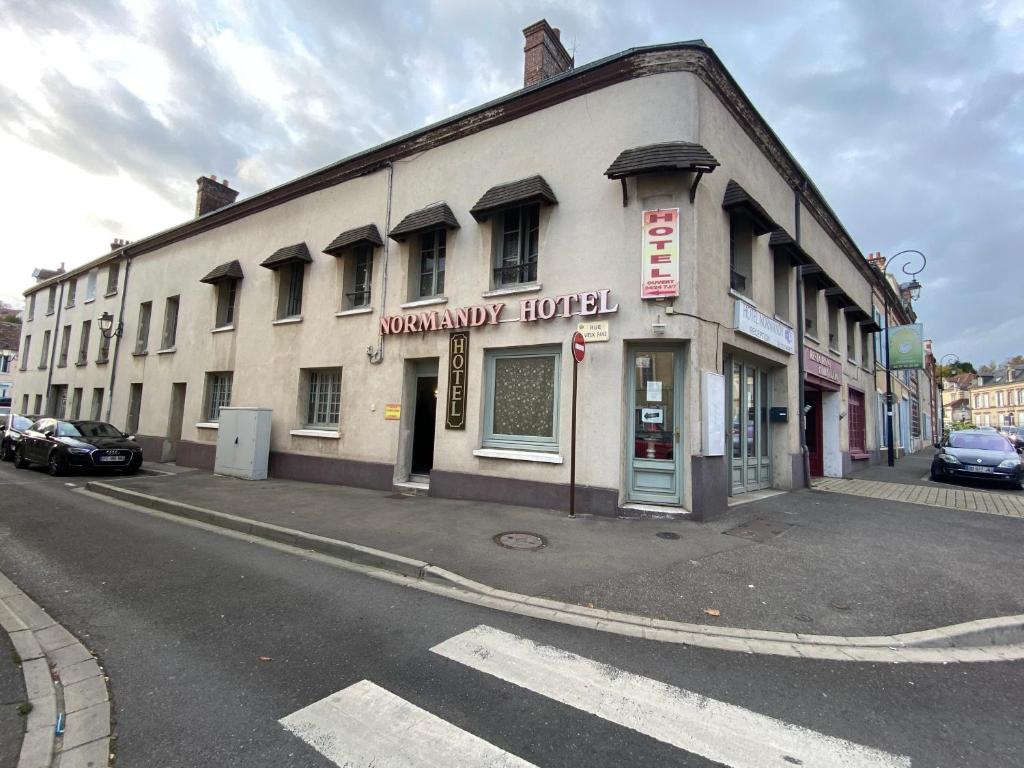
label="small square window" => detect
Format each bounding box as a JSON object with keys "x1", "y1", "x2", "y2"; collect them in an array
[
  {"x1": 301, "y1": 368, "x2": 342, "y2": 428},
  {"x1": 483, "y1": 348, "x2": 560, "y2": 452},
  {"x1": 204, "y1": 372, "x2": 233, "y2": 421}
]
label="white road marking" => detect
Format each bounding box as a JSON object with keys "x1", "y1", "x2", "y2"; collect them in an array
[
  {"x1": 432, "y1": 625, "x2": 912, "y2": 768},
  {"x1": 279, "y1": 679, "x2": 537, "y2": 768}
]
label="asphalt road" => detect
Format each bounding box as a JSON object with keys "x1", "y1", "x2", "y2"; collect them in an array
[{"x1": 1, "y1": 460, "x2": 1023, "y2": 767}]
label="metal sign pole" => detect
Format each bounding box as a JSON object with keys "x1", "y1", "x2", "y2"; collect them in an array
[{"x1": 570, "y1": 356, "x2": 578, "y2": 518}]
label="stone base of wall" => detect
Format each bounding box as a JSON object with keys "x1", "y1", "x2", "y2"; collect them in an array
[
  {"x1": 429, "y1": 469, "x2": 619, "y2": 517},
  {"x1": 267, "y1": 451, "x2": 394, "y2": 491},
  {"x1": 690, "y1": 455, "x2": 727, "y2": 521},
  {"x1": 791, "y1": 451, "x2": 808, "y2": 489},
  {"x1": 135, "y1": 434, "x2": 165, "y2": 463},
  {"x1": 176, "y1": 439, "x2": 215, "y2": 470}
]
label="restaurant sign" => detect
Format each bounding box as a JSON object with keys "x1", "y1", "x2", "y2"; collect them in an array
[
  {"x1": 804, "y1": 347, "x2": 842, "y2": 389},
  {"x1": 733, "y1": 300, "x2": 795, "y2": 354},
  {"x1": 379, "y1": 289, "x2": 619, "y2": 336},
  {"x1": 641, "y1": 208, "x2": 680, "y2": 299}
]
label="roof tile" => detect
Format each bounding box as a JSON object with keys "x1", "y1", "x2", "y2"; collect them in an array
[
  {"x1": 323, "y1": 224, "x2": 383, "y2": 255},
  {"x1": 605, "y1": 142, "x2": 720, "y2": 179},
  {"x1": 722, "y1": 180, "x2": 777, "y2": 235},
  {"x1": 260, "y1": 243, "x2": 313, "y2": 270},
  {"x1": 470, "y1": 175, "x2": 557, "y2": 221},
  {"x1": 388, "y1": 203, "x2": 460, "y2": 240},
  {"x1": 199, "y1": 260, "x2": 244, "y2": 284}
]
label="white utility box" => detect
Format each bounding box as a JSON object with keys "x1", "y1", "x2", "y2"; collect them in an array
[{"x1": 214, "y1": 407, "x2": 272, "y2": 480}]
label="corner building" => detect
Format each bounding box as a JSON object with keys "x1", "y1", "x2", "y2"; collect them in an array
[{"x1": 17, "y1": 24, "x2": 885, "y2": 519}]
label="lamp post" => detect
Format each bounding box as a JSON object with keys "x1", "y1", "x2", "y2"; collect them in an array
[
  {"x1": 882, "y1": 249, "x2": 926, "y2": 467},
  {"x1": 939, "y1": 353, "x2": 960, "y2": 439},
  {"x1": 98, "y1": 311, "x2": 122, "y2": 339}
]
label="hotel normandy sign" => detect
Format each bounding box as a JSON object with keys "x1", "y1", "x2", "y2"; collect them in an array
[
  {"x1": 378, "y1": 289, "x2": 619, "y2": 335},
  {"x1": 733, "y1": 299, "x2": 795, "y2": 354}
]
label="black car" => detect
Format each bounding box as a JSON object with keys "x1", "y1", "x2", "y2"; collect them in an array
[
  {"x1": 1, "y1": 413, "x2": 41, "y2": 461},
  {"x1": 931, "y1": 429, "x2": 1023, "y2": 489},
  {"x1": 14, "y1": 418, "x2": 143, "y2": 476}
]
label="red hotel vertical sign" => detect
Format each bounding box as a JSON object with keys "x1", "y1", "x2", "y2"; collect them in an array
[{"x1": 641, "y1": 208, "x2": 680, "y2": 299}]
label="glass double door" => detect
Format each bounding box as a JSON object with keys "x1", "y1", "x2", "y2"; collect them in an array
[{"x1": 729, "y1": 360, "x2": 771, "y2": 495}]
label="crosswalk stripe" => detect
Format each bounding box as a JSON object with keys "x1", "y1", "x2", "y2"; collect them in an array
[
  {"x1": 432, "y1": 625, "x2": 911, "y2": 768},
  {"x1": 279, "y1": 679, "x2": 537, "y2": 768}
]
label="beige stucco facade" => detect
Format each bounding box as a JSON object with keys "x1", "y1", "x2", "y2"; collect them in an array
[{"x1": 15, "y1": 41, "x2": 901, "y2": 518}]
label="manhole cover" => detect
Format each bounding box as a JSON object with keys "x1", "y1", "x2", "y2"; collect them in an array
[
  {"x1": 494, "y1": 532, "x2": 547, "y2": 550},
  {"x1": 723, "y1": 518, "x2": 793, "y2": 543},
  {"x1": 656, "y1": 531, "x2": 680, "y2": 540}
]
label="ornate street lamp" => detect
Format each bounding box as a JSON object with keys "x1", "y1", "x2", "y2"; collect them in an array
[
  {"x1": 98, "y1": 311, "x2": 122, "y2": 339},
  {"x1": 882, "y1": 249, "x2": 927, "y2": 467}
]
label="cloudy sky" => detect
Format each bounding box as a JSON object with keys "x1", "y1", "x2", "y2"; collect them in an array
[{"x1": 1, "y1": 0, "x2": 1021, "y2": 365}]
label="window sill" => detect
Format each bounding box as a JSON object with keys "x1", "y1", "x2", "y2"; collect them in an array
[
  {"x1": 336, "y1": 307, "x2": 373, "y2": 317},
  {"x1": 83, "y1": 298, "x2": 95, "y2": 305},
  {"x1": 828, "y1": 347, "x2": 841, "y2": 356},
  {"x1": 773, "y1": 315, "x2": 791, "y2": 326},
  {"x1": 290, "y1": 428, "x2": 340, "y2": 439},
  {"x1": 37, "y1": 366, "x2": 47, "y2": 370},
  {"x1": 211, "y1": 325, "x2": 235, "y2": 334},
  {"x1": 105, "y1": 291, "x2": 118, "y2": 298},
  {"x1": 847, "y1": 357, "x2": 858, "y2": 366},
  {"x1": 273, "y1": 316, "x2": 303, "y2": 326},
  {"x1": 95, "y1": 359, "x2": 109, "y2": 366},
  {"x1": 473, "y1": 447, "x2": 563, "y2": 464},
  {"x1": 729, "y1": 289, "x2": 755, "y2": 306},
  {"x1": 400, "y1": 296, "x2": 448, "y2": 310},
  {"x1": 45, "y1": 311, "x2": 54, "y2": 317},
  {"x1": 132, "y1": 350, "x2": 148, "y2": 357},
  {"x1": 57, "y1": 363, "x2": 67, "y2": 369},
  {"x1": 482, "y1": 283, "x2": 542, "y2": 299},
  {"x1": 195, "y1": 422, "x2": 219, "y2": 430},
  {"x1": 156, "y1": 347, "x2": 176, "y2": 355},
  {"x1": 805, "y1": 333, "x2": 820, "y2": 344},
  {"x1": 74, "y1": 362, "x2": 88, "y2": 368}
]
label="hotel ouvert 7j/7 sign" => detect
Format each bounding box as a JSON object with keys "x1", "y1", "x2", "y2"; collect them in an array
[{"x1": 641, "y1": 208, "x2": 680, "y2": 299}]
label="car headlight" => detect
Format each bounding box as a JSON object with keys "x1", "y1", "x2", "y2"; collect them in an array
[
  {"x1": 998, "y1": 458, "x2": 1021, "y2": 469},
  {"x1": 939, "y1": 454, "x2": 961, "y2": 464},
  {"x1": 68, "y1": 447, "x2": 92, "y2": 455}
]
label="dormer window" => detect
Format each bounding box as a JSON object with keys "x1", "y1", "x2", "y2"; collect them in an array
[
  {"x1": 323, "y1": 224, "x2": 382, "y2": 311},
  {"x1": 388, "y1": 203, "x2": 459, "y2": 302}
]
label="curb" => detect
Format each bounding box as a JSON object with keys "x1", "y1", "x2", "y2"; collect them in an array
[
  {"x1": 84, "y1": 480, "x2": 1024, "y2": 664},
  {"x1": 0, "y1": 570, "x2": 113, "y2": 768}
]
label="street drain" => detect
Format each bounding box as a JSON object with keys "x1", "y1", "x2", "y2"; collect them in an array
[
  {"x1": 723, "y1": 518, "x2": 793, "y2": 543},
  {"x1": 656, "y1": 532, "x2": 681, "y2": 540},
  {"x1": 494, "y1": 532, "x2": 547, "y2": 551}
]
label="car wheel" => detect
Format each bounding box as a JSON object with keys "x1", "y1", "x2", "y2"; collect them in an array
[
  {"x1": 47, "y1": 451, "x2": 65, "y2": 477},
  {"x1": 122, "y1": 465, "x2": 139, "y2": 476},
  {"x1": 13, "y1": 445, "x2": 29, "y2": 469},
  {"x1": 930, "y1": 465, "x2": 941, "y2": 482},
  {"x1": 0, "y1": 441, "x2": 11, "y2": 462}
]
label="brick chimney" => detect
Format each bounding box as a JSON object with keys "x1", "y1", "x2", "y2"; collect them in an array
[
  {"x1": 523, "y1": 20, "x2": 573, "y2": 87},
  {"x1": 110, "y1": 238, "x2": 130, "y2": 252},
  {"x1": 195, "y1": 174, "x2": 239, "y2": 218},
  {"x1": 865, "y1": 251, "x2": 886, "y2": 273}
]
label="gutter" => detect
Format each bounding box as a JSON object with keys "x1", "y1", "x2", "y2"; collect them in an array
[{"x1": 794, "y1": 181, "x2": 811, "y2": 489}]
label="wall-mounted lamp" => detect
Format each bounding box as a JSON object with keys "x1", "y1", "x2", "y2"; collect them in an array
[{"x1": 98, "y1": 311, "x2": 123, "y2": 339}]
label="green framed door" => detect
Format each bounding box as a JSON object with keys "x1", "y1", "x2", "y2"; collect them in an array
[
  {"x1": 729, "y1": 359, "x2": 772, "y2": 495},
  {"x1": 627, "y1": 348, "x2": 684, "y2": 505}
]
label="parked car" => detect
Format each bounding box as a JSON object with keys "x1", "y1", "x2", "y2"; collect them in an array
[
  {"x1": 14, "y1": 418, "x2": 143, "y2": 476},
  {"x1": 1000, "y1": 426, "x2": 1024, "y2": 451},
  {"x1": 931, "y1": 429, "x2": 1023, "y2": 489},
  {"x1": 1, "y1": 413, "x2": 41, "y2": 461}
]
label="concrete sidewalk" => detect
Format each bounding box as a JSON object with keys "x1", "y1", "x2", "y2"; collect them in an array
[{"x1": 87, "y1": 463, "x2": 1024, "y2": 639}]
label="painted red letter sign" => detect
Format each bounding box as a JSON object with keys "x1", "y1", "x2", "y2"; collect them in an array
[
  {"x1": 572, "y1": 331, "x2": 586, "y2": 363},
  {"x1": 641, "y1": 208, "x2": 680, "y2": 299}
]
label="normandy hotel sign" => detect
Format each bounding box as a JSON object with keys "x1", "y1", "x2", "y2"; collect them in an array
[
  {"x1": 379, "y1": 289, "x2": 619, "y2": 335},
  {"x1": 733, "y1": 299, "x2": 795, "y2": 354}
]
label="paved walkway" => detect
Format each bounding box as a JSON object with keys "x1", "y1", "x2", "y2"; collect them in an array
[{"x1": 814, "y1": 477, "x2": 1024, "y2": 518}]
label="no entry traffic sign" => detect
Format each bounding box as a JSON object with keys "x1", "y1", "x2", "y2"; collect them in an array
[{"x1": 572, "y1": 331, "x2": 586, "y2": 363}]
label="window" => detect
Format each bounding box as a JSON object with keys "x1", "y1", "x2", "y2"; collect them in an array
[
  {"x1": 161, "y1": 295, "x2": 179, "y2": 349},
  {"x1": 215, "y1": 280, "x2": 237, "y2": 328},
  {"x1": 0, "y1": 353, "x2": 9, "y2": 374},
  {"x1": 845, "y1": 316, "x2": 856, "y2": 360},
  {"x1": 827, "y1": 300, "x2": 840, "y2": 350},
  {"x1": 21, "y1": 394, "x2": 29, "y2": 413},
  {"x1": 33, "y1": 394, "x2": 42, "y2": 414},
  {"x1": 106, "y1": 263, "x2": 120, "y2": 296},
  {"x1": 20, "y1": 336, "x2": 30, "y2": 370},
  {"x1": 90, "y1": 389, "x2": 104, "y2": 421},
  {"x1": 58, "y1": 325, "x2": 71, "y2": 367},
  {"x1": 126, "y1": 383, "x2": 143, "y2": 434},
  {"x1": 302, "y1": 368, "x2": 341, "y2": 428},
  {"x1": 342, "y1": 246, "x2": 373, "y2": 309},
  {"x1": 46, "y1": 286, "x2": 56, "y2": 315},
  {"x1": 65, "y1": 279, "x2": 77, "y2": 308},
  {"x1": 729, "y1": 216, "x2": 753, "y2": 295},
  {"x1": 417, "y1": 229, "x2": 446, "y2": 298},
  {"x1": 204, "y1": 372, "x2": 233, "y2": 421},
  {"x1": 493, "y1": 204, "x2": 539, "y2": 288},
  {"x1": 51, "y1": 385, "x2": 67, "y2": 419},
  {"x1": 135, "y1": 302, "x2": 152, "y2": 353},
  {"x1": 276, "y1": 262, "x2": 304, "y2": 319},
  {"x1": 39, "y1": 330, "x2": 50, "y2": 369},
  {"x1": 483, "y1": 348, "x2": 560, "y2": 452},
  {"x1": 27, "y1": 294, "x2": 36, "y2": 321},
  {"x1": 861, "y1": 326, "x2": 872, "y2": 367},
  {"x1": 77, "y1": 321, "x2": 91, "y2": 365},
  {"x1": 70, "y1": 388, "x2": 83, "y2": 420},
  {"x1": 97, "y1": 330, "x2": 110, "y2": 363},
  {"x1": 803, "y1": 282, "x2": 819, "y2": 337},
  {"x1": 772, "y1": 252, "x2": 790, "y2": 321},
  {"x1": 85, "y1": 270, "x2": 97, "y2": 302}
]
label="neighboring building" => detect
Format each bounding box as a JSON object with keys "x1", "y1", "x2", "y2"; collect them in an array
[
  {"x1": 0, "y1": 321, "x2": 21, "y2": 402},
  {"x1": 17, "y1": 21, "x2": 894, "y2": 519},
  {"x1": 941, "y1": 372, "x2": 974, "y2": 427},
  {"x1": 970, "y1": 366, "x2": 1024, "y2": 429}
]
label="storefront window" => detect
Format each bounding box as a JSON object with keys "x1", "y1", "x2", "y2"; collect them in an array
[{"x1": 484, "y1": 349, "x2": 559, "y2": 451}]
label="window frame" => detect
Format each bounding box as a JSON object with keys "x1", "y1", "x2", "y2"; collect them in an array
[
  {"x1": 343, "y1": 245, "x2": 373, "y2": 309},
  {"x1": 20, "y1": 335, "x2": 30, "y2": 371},
  {"x1": 38, "y1": 330, "x2": 50, "y2": 369},
  {"x1": 77, "y1": 321, "x2": 92, "y2": 365},
  {"x1": 135, "y1": 301, "x2": 152, "y2": 353},
  {"x1": 204, "y1": 372, "x2": 233, "y2": 422},
  {"x1": 90, "y1": 389, "x2": 104, "y2": 421},
  {"x1": 728, "y1": 215, "x2": 753, "y2": 296},
  {"x1": 58, "y1": 325, "x2": 71, "y2": 368},
  {"x1": 302, "y1": 368, "x2": 342, "y2": 429},
  {"x1": 65, "y1": 279, "x2": 77, "y2": 308},
  {"x1": 85, "y1": 270, "x2": 97, "y2": 302},
  {"x1": 276, "y1": 262, "x2": 305, "y2": 319},
  {"x1": 215, "y1": 279, "x2": 238, "y2": 328},
  {"x1": 106, "y1": 263, "x2": 120, "y2": 296},
  {"x1": 46, "y1": 286, "x2": 56, "y2": 315},
  {"x1": 161, "y1": 295, "x2": 180, "y2": 350},
  {"x1": 492, "y1": 204, "x2": 540, "y2": 288},
  {"x1": 416, "y1": 229, "x2": 446, "y2": 299},
  {"x1": 482, "y1": 347, "x2": 561, "y2": 453}
]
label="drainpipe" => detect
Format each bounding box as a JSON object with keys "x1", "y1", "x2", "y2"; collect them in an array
[
  {"x1": 794, "y1": 181, "x2": 811, "y2": 488},
  {"x1": 44, "y1": 282, "x2": 66, "y2": 413},
  {"x1": 104, "y1": 253, "x2": 132, "y2": 424},
  {"x1": 368, "y1": 161, "x2": 394, "y2": 365}
]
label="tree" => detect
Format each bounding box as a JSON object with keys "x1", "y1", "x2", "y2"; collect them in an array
[{"x1": 0, "y1": 300, "x2": 21, "y2": 324}]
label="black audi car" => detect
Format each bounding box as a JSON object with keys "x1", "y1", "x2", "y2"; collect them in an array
[
  {"x1": 1, "y1": 413, "x2": 41, "y2": 461},
  {"x1": 931, "y1": 429, "x2": 1023, "y2": 489},
  {"x1": 14, "y1": 418, "x2": 143, "y2": 476}
]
